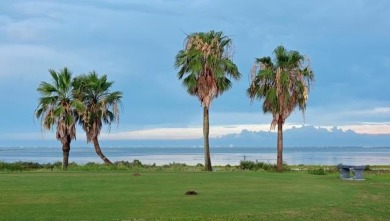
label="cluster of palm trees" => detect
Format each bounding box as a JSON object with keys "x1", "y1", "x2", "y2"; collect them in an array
[
  {"x1": 36, "y1": 30, "x2": 314, "y2": 172},
  {"x1": 35, "y1": 68, "x2": 122, "y2": 169},
  {"x1": 175, "y1": 31, "x2": 314, "y2": 172}
]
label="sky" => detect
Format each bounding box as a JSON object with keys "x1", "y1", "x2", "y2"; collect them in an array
[{"x1": 1, "y1": 0, "x2": 390, "y2": 146}]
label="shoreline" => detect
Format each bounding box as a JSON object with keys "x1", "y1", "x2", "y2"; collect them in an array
[
  {"x1": 1, "y1": 159, "x2": 390, "y2": 168},
  {"x1": 1, "y1": 146, "x2": 390, "y2": 166}
]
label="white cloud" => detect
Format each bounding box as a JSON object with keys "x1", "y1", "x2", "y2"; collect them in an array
[
  {"x1": 4, "y1": 19, "x2": 49, "y2": 41},
  {"x1": 312, "y1": 123, "x2": 390, "y2": 135},
  {"x1": 289, "y1": 105, "x2": 390, "y2": 127},
  {"x1": 346, "y1": 107, "x2": 390, "y2": 115},
  {"x1": 2, "y1": 122, "x2": 389, "y2": 143},
  {"x1": 0, "y1": 44, "x2": 82, "y2": 78},
  {"x1": 99, "y1": 123, "x2": 305, "y2": 140},
  {"x1": 338, "y1": 124, "x2": 390, "y2": 135},
  {"x1": 98, "y1": 121, "x2": 390, "y2": 141},
  {"x1": 372, "y1": 107, "x2": 390, "y2": 114}
]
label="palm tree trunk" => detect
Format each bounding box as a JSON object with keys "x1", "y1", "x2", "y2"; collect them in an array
[
  {"x1": 92, "y1": 137, "x2": 113, "y2": 165},
  {"x1": 276, "y1": 118, "x2": 284, "y2": 172},
  {"x1": 62, "y1": 142, "x2": 70, "y2": 170},
  {"x1": 203, "y1": 106, "x2": 212, "y2": 171}
]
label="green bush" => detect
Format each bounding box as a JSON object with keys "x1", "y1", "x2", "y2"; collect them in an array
[
  {"x1": 0, "y1": 161, "x2": 63, "y2": 171},
  {"x1": 0, "y1": 161, "x2": 44, "y2": 171},
  {"x1": 239, "y1": 161, "x2": 290, "y2": 172},
  {"x1": 308, "y1": 167, "x2": 327, "y2": 175},
  {"x1": 196, "y1": 163, "x2": 204, "y2": 167},
  {"x1": 282, "y1": 162, "x2": 291, "y2": 171},
  {"x1": 239, "y1": 160, "x2": 255, "y2": 170},
  {"x1": 161, "y1": 162, "x2": 194, "y2": 171},
  {"x1": 114, "y1": 159, "x2": 144, "y2": 168}
]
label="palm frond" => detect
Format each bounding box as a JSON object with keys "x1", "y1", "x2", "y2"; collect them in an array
[
  {"x1": 74, "y1": 71, "x2": 122, "y2": 141},
  {"x1": 35, "y1": 67, "x2": 77, "y2": 143},
  {"x1": 248, "y1": 46, "x2": 315, "y2": 128},
  {"x1": 174, "y1": 30, "x2": 241, "y2": 106}
]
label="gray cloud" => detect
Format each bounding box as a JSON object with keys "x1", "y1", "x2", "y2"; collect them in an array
[{"x1": 0, "y1": 0, "x2": 390, "y2": 140}]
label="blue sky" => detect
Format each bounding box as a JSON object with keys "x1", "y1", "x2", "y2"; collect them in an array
[{"x1": 1, "y1": 0, "x2": 390, "y2": 145}]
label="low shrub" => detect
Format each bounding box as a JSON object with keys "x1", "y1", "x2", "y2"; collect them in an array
[
  {"x1": 239, "y1": 160, "x2": 256, "y2": 170},
  {"x1": 0, "y1": 161, "x2": 44, "y2": 171},
  {"x1": 114, "y1": 159, "x2": 145, "y2": 168},
  {"x1": 308, "y1": 167, "x2": 327, "y2": 175},
  {"x1": 239, "y1": 161, "x2": 290, "y2": 172},
  {"x1": 195, "y1": 163, "x2": 204, "y2": 167},
  {"x1": 162, "y1": 162, "x2": 187, "y2": 168},
  {"x1": 161, "y1": 162, "x2": 199, "y2": 171}
]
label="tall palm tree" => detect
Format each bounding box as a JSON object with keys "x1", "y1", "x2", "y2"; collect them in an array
[
  {"x1": 175, "y1": 31, "x2": 241, "y2": 171},
  {"x1": 35, "y1": 67, "x2": 84, "y2": 169},
  {"x1": 73, "y1": 72, "x2": 122, "y2": 165},
  {"x1": 248, "y1": 46, "x2": 314, "y2": 172}
]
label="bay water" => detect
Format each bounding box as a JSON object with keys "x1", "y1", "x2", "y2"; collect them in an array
[{"x1": 1, "y1": 146, "x2": 390, "y2": 166}]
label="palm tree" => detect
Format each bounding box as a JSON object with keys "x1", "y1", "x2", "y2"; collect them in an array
[
  {"x1": 35, "y1": 67, "x2": 84, "y2": 169},
  {"x1": 175, "y1": 31, "x2": 241, "y2": 171},
  {"x1": 73, "y1": 72, "x2": 122, "y2": 165},
  {"x1": 248, "y1": 46, "x2": 314, "y2": 172}
]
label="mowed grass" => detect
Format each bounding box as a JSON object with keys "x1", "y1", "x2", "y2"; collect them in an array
[{"x1": 0, "y1": 171, "x2": 389, "y2": 220}]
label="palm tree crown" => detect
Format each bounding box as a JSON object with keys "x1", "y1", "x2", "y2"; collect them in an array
[
  {"x1": 73, "y1": 72, "x2": 122, "y2": 164},
  {"x1": 249, "y1": 46, "x2": 314, "y2": 128},
  {"x1": 35, "y1": 67, "x2": 84, "y2": 169},
  {"x1": 175, "y1": 31, "x2": 241, "y2": 107}
]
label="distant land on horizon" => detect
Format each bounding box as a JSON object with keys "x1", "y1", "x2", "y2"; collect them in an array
[
  {"x1": 1, "y1": 126, "x2": 389, "y2": 148},
  {"x1": 213, "y1": 125, "x2": 390, "y2": 148}
]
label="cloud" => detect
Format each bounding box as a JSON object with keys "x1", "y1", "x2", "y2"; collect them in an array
[
  {"x1": 372, "y1": 107, "x2": 390, "y2": 114},
  {"x1": 1, "y1": 122, "x2": 390, "y2": 148},
  {"x1": 0, "y1": 44, "x2": 86, "y2": 78},
  {"x1": 1, "y1": 0, "x2": 390, "y2": 146},
  {"x1": 286, "y1": 105, "x2": 390, "y2": 127},
  {"x1": 99, "y1": 124, "x2": 306, "y2": 140},
  {"x1": 0, "y1": 132, "x2": 55, "y2": 140},
  {"x1": 344, "y1": 107, "x2": 390, "y2": 119},
  {"x1": 4, "y1": 19, "x2": 52, "y2": 42},
  {"x1": 338, "y1": 124, "x2": 390, "y2": 135}
]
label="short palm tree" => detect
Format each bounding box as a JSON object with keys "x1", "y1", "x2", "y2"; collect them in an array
[
  {"x1": 35, "y1": 67, "x2": 84, "y2": 169},
  {"x1": 73, "y1": 72, "x2": 122, "y2": 165},
  {"x1": 175, "y1": 31, "x2": 241, "y2": 171},
  {"x1": 248, "y1": 46, "x2": 314, "y2": 172}
]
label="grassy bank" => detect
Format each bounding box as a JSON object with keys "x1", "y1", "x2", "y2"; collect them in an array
[{"x1": 0, "y1": 169, "x2": 389, "y2": 220}]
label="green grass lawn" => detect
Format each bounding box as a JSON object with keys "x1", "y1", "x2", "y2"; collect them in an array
[{"x1": 0, "y1": 171, "x2": 389, "y2": 220}]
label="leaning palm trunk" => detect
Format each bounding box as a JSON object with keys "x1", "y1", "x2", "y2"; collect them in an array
[
  {"x1": 203, "y1": 106, "x2": 212, "y2": 171},
  {"x1": 276, "y1": 118, "x2": 284, "y2": 172},
  {"x1": 92, "y1": 137, "x2": 113, "y2": 165},
  {"x1": 61, "y1": 142, "x2": 70, "y2": 170}
]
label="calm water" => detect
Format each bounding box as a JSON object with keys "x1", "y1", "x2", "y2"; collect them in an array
[{"x1": 1, "y1": 146, "x2": 390, "y2": 166}]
